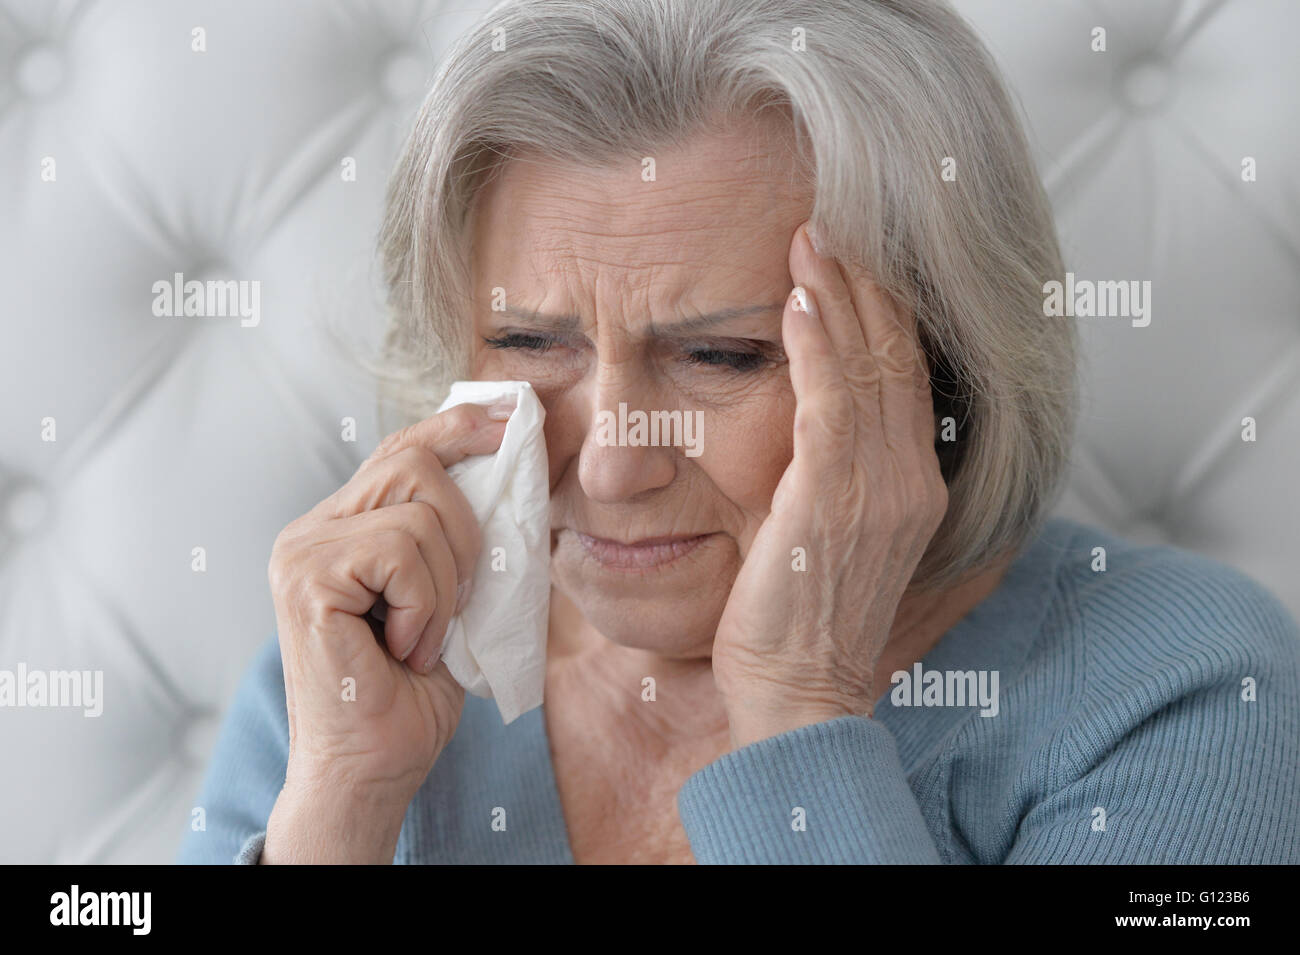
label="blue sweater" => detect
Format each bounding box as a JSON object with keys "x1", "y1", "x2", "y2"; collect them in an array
[{"x1": 176, "y1": 517, "x2": 1300, "y2": 864}]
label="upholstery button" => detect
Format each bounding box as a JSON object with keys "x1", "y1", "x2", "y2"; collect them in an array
[
  {"x1": 15, "y1": 43, "x2": 64, "y2": 100},
  {"x1": 1121, "y1": 57, "x2": 1173, "y2": 111},
  {"x1": 4, "y1": 483, "x2": 49, "y2": 537},
  {"x1": 187, "y1": 261, "x2": 235, "y2": 317},
  {"x1": 191, "y1": 261, "x2": 233, "y2": 287},
  {"x1": 382, "y1": 50, "x2": 427, "y2": 101}
]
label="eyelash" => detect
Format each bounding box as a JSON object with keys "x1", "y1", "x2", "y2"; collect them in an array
[
  {"x1": 483, "y1": 332, "x2": 555, "y2": 353},
  {"x1": 482, "y1": 333, "x2": 777, "y2": 373},
  {"x1": 679, "y1": 348, "x2": 770, "y2": 372}
]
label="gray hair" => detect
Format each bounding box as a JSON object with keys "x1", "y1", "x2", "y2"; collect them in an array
[{"x1": 374, "y1": 0, "x2": 1077, "y2": 590}]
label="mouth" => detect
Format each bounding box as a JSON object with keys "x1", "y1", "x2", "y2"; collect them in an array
[{"x1": 573, "y1": 531, "x2": 715, "y2": 570}]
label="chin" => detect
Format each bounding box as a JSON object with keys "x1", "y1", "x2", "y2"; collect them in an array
[{"x1": 550, "y1": 528, "x2": 736, "y2": 656}]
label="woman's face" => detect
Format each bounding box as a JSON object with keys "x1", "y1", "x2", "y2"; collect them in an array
[{"x1": 469, "y1": 118, "x2": 812, "y2": 658}]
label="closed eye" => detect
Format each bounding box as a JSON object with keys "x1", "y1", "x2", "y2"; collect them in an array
[
  {"x1": 483, "y1": 330, "x2": 783, "y2": 374},
  {"x1": 681, "y1": 348, "x2": 769, "y2": 372},
  {"x1": 679, "y1": 338, "x2": 785, "y2": 373},
  {"x1": 482, "y1": 332, "x2": 557, "y2": 352}
]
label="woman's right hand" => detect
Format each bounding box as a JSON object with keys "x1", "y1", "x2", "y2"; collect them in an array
[{"x1": 261, "y1": 398, "x2": 514, "y2": 863}]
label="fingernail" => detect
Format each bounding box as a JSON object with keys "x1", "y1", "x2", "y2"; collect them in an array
[
  {"x1": 805, "y1": 223, "x2": 825, "y2": 257},
  {"x1": 791, "y1": 285, "x2": 818, "y2": 319},
  {"x1": 485, "y1": 397, "x2": 516, "y2": 421},
  {"x1": 454, "y1": 578, "x2": 472, "y2": 615}
]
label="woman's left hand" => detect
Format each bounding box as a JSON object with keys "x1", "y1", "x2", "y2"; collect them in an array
[{"x1": 710, "y1": 221, "x2": 949, "y2": 750}]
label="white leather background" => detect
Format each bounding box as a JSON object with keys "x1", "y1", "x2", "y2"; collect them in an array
[{"x1": 1, "y1": 0, "x2": 1296, "y2": 863}]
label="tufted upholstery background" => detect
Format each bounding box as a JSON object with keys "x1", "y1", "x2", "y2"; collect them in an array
[{"x1": 1, "y1": 0, "x2": 1296, "y2": 864}]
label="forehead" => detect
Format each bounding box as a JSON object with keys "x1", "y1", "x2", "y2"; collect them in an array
[{"x1": 468, "y1": 118, "x2": 811, "y2": 296}]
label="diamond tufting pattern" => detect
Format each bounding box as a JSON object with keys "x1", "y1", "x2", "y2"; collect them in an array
[{"x1": 0, "y1": 0, "x2": 1296, "y2": 863}]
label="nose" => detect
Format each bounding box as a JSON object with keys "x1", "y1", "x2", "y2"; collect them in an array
[{"x1": 576, "y1": 370, "x2": 677, "y2": 503}]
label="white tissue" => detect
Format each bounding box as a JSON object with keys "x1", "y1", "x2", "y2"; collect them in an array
[{"x1": 435, "y1": 381, "x2": 550, "y2": 724}]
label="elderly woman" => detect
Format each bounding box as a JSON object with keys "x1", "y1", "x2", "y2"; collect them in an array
[{"x1": 179, "y1": 0, "x2": 1299, "y2": 864}]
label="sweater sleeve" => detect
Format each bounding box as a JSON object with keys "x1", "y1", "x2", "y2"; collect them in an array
[
  {"x1": 675, "y1": 715, "x2": 941, "y2": 863},
  {"x1": 175, "y1": 635, "x2": 289, "y2": 865},
  {"x1": 1005, "y1": 566, "x2": 1300, "y2": 864},
  {"x1": 676, "y1": 552, "x2": 1300, "y2": 865}
]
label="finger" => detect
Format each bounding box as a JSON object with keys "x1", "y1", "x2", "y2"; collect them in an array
[
  {"x1": 781, "y1": 282, "x2": 860, "y2": 484},
  {"x1": 324, "y1": 445, "x2": 483, "y2": 593},
  {"x1": 788, "y1": 222, "x2": 870, "y2": 372},
  {"x1": 844, "y1": 270, "x2": 922, "y2": 452},
  {"x1": 366, "y1": 400, "x2": 513, "y2": 470},
  {"x1": 403, "y1": 516, "x2": 459, "y2": 675},
  {"x1": 914, "y1": 346, "x2": 937, "y2": 448},
  {"x1": 318, "y1": 504, "x2": 453, "y2": 660},
  {"x1": 331, "y1": 526, "x2": 437, "y2": 663}
]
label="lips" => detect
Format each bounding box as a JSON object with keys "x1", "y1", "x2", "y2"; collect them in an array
[{"x1": 574, "y1": 531, "x2": 713, "y2": 570}]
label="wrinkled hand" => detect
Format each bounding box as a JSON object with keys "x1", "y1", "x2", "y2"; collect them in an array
[
  {"x1": 711, "y1": 222, "x2": 948, "y2": 749},
  {"x1": 263, "y1": 400, "x2": 513, "y2": 862}
]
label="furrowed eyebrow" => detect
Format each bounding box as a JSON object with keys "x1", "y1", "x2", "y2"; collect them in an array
[
  {"x1": 496, "y1": 302, "x2": 786, "y2": 337},
  {"x1": 497, "y1": 305, "x2": 583, "y2": 334},
  {"x1": 651, "y1": 303, "x2": 786, "y2": 336}
]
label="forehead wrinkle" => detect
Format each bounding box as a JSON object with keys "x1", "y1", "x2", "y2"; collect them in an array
[
  {"x1": 511, "y1": 164, "x2": 779, "y2": 224},
  {"x1": 521, "y1": 215, "x2": 776, "y2": 286},
  {"x1": 523, "y1": 207, "x2": 757, "y2": 250}
]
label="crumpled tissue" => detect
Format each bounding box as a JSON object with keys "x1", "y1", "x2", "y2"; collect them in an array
[{"x1": 435, "y1": 380, "x2": 550, "y2": 724}]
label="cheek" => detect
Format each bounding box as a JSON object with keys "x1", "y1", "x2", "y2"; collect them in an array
[
  {"x1": 470, "y1": 347, "x2": 568, "y2": 407},
  {"x1": 470, "y1": 348, "x2": 522, "y2": 381},
  {"x1": 697, "y1": 399, "x2": 795, "y2": 528},
  {"x1": 471, "y1": 347, "x2": 585, "y2": 407},
  {"x1": 541, "y1": 406, "x2": 584, "y2": 489}
]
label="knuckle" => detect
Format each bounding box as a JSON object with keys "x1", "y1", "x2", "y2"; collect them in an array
[
  {"x1": 275, "y1": 511, "x2": 311, "y2": 541},
  {"x1": 302, "y1": 587, "x2": 342, "y2": 636},
  {"x1": 382, "y1": 447, "x2": 430, "y2": 497},
  {"x1": 407, "y1": 500, "x2": 445, "y2": 542},
  {"x1": 797, "y1": 393, "x2": 855, "y2": 439},
  {"x1": 827, "y1": 399, "x2": 856, "y2": 435},
  {"x1": 278, "y1": 563, "x2": 331, "y2": 633},
  {"x1": 369, "y1": 424, "x2": 413, "y2": 462},
  {"x1": 355, "y1": 446, "x2": 446, "y2": 512},
  {"x1": 843, "y1": 359, "x2": 883, "y2": 391},
  {"x1": 439, "y1": 404, "x2": 480, "y2": 443},
  {"x1": 378, "y1": 446, "x2": 420, "y2": 487},
  {"x1": 267, "y1": 547, "x2": 289, "y2": 588},
  {"x1": 395, "y1": 528, "x2": 430, "y2": 572},
  {"x1": 876, "y1": 332, "x2": 917, "y2": 375},
  {"x1": 394, "y1": 443, "x2": 439, "y2": 472},
  {"x1": 268, "y1": 527, "x2": 307, "y2": 588}
]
